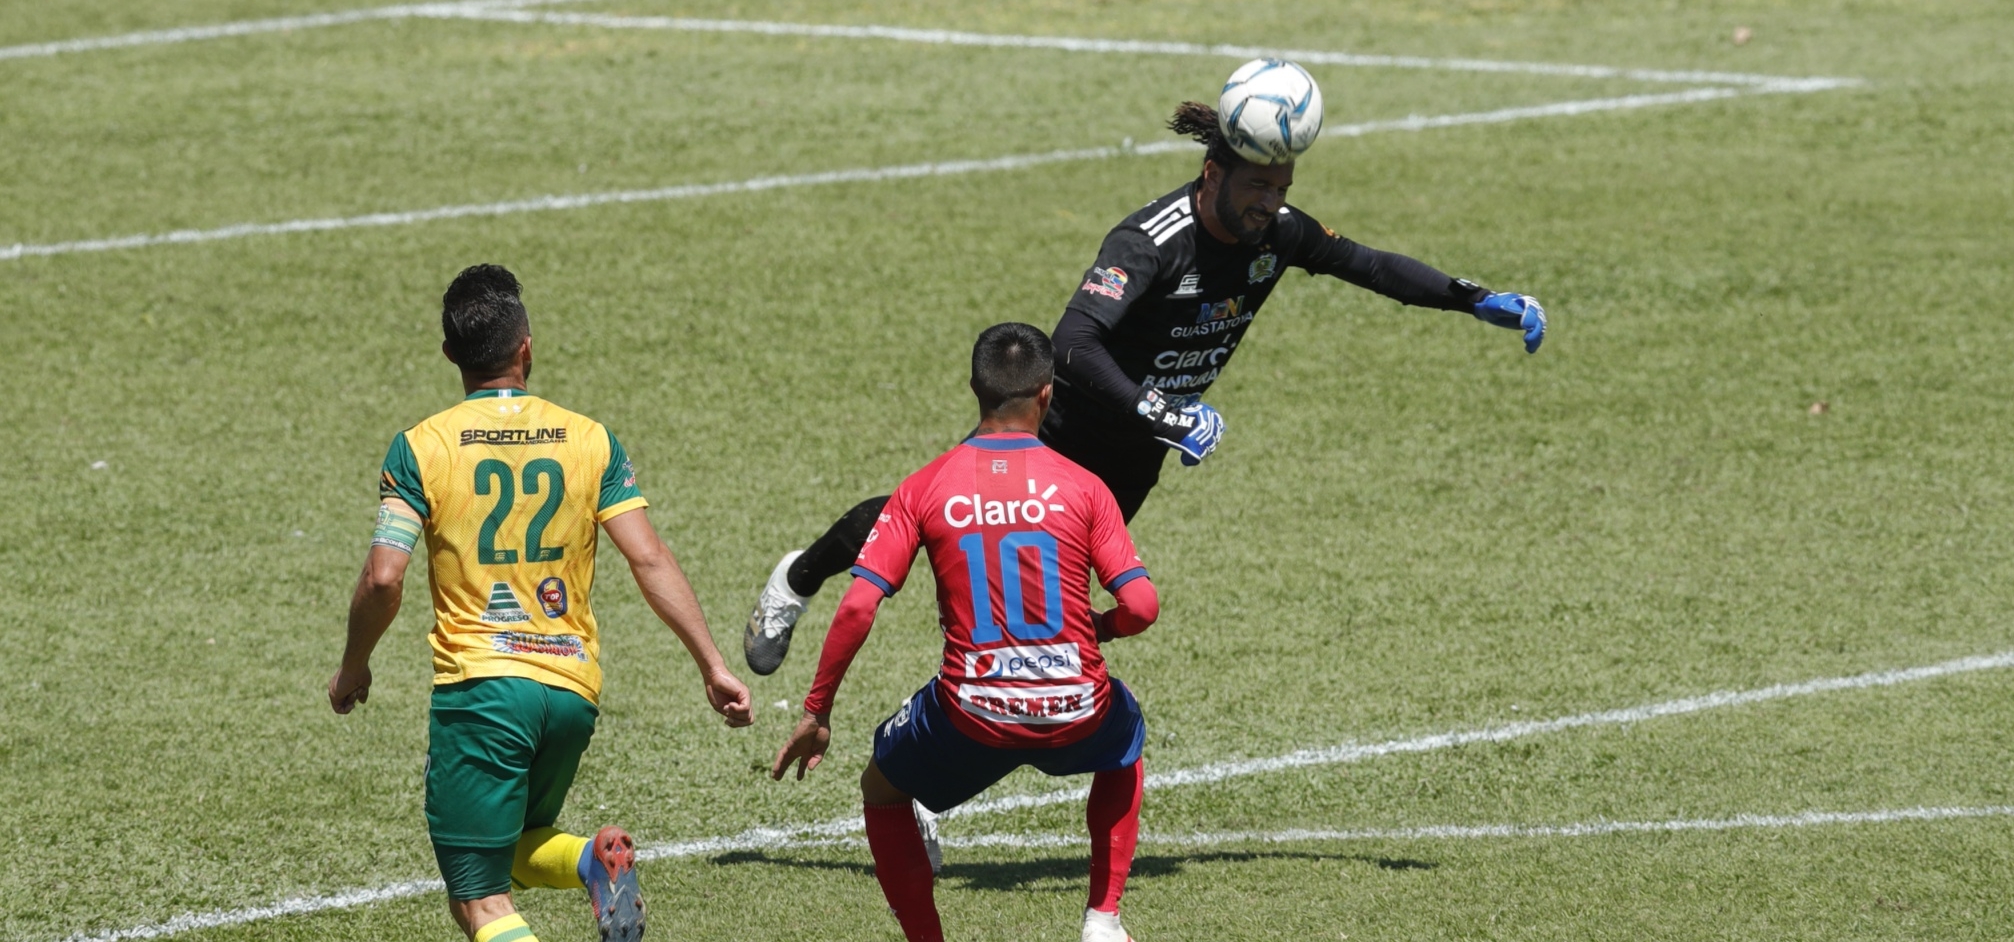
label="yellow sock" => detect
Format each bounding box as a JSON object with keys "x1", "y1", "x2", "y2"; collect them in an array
[
  {"x1": 511, "y1": 827, "x2": 588, "y2": 891},
  {"x1": 472, "y1": 913, "x2": 538, "y2": 942}
]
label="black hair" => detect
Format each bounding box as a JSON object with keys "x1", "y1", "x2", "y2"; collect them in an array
[
  {"x1": 1168, "y1": 100, "x2": 1250, "y2": 174},
  {"x1": 971, "y1": 322, "x2": 1054, "y2": 414},
  {"x1": 441, "y1": 264, "x2": 529, "y2": 376}
]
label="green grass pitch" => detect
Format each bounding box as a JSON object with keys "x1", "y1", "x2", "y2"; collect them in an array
[{"x1": 4, "y1": 0, "x2": 2012, "y2": 939}]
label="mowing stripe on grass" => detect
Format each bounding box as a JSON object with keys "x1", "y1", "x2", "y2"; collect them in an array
[
  {"x1": 427, "y1": 8, "x2": 1861, "y2": 92},
  {"x1": 59, "y1": 649, "x2": 2014, "y2": 941},
  {"x1": 1, "y1": 89, "x2": 1748, "y2": 263},
  {"x1": 0, "y1": 0, "x2": 576, "y2": 61}
]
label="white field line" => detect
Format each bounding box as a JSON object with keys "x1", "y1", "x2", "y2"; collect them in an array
[
  {"x1": 949, "y1": 648, "x2": 2014, "y2": 819},
  {"x1": 60, "y1": 880, "x2": 449, "y2": 942},
  {"x1": 0, "y1": 0, "x2": 584, "y2": 61},
  {"x1": 60, "y1": 807, "x2": 2014, "y2": 942},
  {"x1": 800, "y1": 805, "x2": 2014, "y2": 852},
  {"x1": 1128, "y1": 805, "x2": 2014, "y2": 846},
  {"x1": 695, "y1": 805, "x2": 2014, "y2": 852},
  {"x1": 58, "y1": 649, "x2": 2014, "y2": 942},
  {"x1": 429, "y1": 8, "x2": 1861, "y2": 92},
  {"x1": 3, "y1": 0, "x2": 1865, "y2": 93},
  {"x1": 2, "y1": 88, "x2": 1751, "y2": 263}
]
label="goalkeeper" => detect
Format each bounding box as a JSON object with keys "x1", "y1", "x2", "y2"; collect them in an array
[{"x1": 745, "y1": 98, "x2": 1547, "y2": 674}]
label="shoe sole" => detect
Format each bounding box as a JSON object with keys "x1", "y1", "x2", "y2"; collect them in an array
[
  {"x1": 586, "y1": 826, "x2": 645, "y2": 941},
  {"x1": 742, "y1": 617, "x2": 792, "y2": 676},
  {"x1": 743, "y1": 552, "x2": 805, "y2": 676}
]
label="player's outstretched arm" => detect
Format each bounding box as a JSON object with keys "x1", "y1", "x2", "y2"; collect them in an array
[
  {"x1": 330, "y1": 499, "x2": 419, "y2": 714},
  {"x1": 772, "y1": 577, "x2": 884, "y2": 781},
  {"x1": 602, "y1": 508, "x2": 753, "y2": 728},
  {"x1": 1291, "y1": 213, "x2": 1546, "y2": 353},
  {"x1": 1095, "y1": 577, "x2": 1160, "y2": 642}
]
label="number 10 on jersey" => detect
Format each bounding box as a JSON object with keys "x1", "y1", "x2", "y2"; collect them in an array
[{"x1": 957, "y1": 531, "x2": 1064, "y2": 644}]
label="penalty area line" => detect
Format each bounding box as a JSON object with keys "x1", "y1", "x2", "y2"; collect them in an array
[
  {"x1": 4, "y1": 1, "x2": 1863, "y2": 93},
  {"x1": 786, "y1": 804, "x2": 2014, "y2": 852},
  {"x1": 4, "y1": 88, "x2": 1748, "y2": 263},
  {"x1": 57, "y1": 648, "x2": 2014, "y2": 942},
  {"x1": 652, "y1": 805, "x2": 2014, "y2": 856},
  {"x1": 0, "y1": 0, "x2": 588, "y2": 61},
  {"x1": 950, "y1": 648, "x2": 2014, "y2": 819},
  {"x1": 429, "y1": 8, "x2": 1861, "y2": 91}
]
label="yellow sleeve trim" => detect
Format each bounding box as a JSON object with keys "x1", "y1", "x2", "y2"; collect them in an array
[{"x1": 595, "y1": 496, "x2": 649, "y2": 523}]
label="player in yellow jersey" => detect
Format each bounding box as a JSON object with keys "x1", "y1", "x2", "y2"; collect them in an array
[{"x1": 328, "y1": 264, "x2": 753, "y2": 942}]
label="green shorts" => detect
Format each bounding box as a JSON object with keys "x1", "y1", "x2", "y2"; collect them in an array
[{"x1": 426, "y1": 676, "x2": 598, "y2": 899}]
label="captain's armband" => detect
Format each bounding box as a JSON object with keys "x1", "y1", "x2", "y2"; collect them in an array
[{"x1": 371, "y1": 501, "x2": 423, "y2": 554}]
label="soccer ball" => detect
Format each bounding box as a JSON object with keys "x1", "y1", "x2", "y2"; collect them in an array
[{"x1": 1217, "y1": 59, "x2": 1324, "y2": 165}]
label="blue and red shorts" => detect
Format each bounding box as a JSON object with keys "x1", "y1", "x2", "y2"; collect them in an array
[{"x1": 872, "y1": 678, "x2": 1146, "y2": 813}]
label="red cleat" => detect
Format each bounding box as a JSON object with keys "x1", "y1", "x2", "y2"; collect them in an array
[{"x1": 583, "y1": 826, "x2": 645, "y2": 941}]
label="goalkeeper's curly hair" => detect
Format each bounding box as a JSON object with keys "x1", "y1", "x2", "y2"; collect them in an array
[{"x1": 1168, "y1": 101, "x2": 1249, "y2": 172}]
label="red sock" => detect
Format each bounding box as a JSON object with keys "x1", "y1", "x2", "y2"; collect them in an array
[
  {"x1": 1085, "y1": 759, "x2": 1144, "y2": 914},
  {"x1": 863, "y1": 803, "x2": 944, "y2": 942}
]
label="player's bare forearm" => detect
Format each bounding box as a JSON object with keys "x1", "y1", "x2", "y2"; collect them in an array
[
  {"x1": 343, "y1": 558, "x2": 402, "y2": 664},
  {"x1": 615, "y1": 525, "x2": 722, "y2": 668},
  {"x1": 602, "y1": 509, "x2": 753, "y2": 726},
  {"x1": 331, "y1": 543, "x2": 411, "y2": 713}
]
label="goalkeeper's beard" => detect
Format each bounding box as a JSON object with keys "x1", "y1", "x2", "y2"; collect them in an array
[{"x1": 1214, "y1": 184, "x2": 1268, "y2": 245}]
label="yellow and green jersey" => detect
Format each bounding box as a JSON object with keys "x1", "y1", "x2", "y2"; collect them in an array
[{"x1": 379, "y1": 389, "x2": 646, "y2": 705}]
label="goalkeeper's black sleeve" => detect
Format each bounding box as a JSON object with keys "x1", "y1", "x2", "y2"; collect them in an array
[
  {"x1": 1284, "y1": 209, "x2": 1488, "y2": 312},
  {"x1": 1052, "y1": 308, "x2": 1143, "y2": 417}
]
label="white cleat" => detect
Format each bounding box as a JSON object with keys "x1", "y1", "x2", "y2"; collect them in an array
[
  {"x1": 743, "y1": 550, "x2": 808, "y2": 676},
  {"x1": 913, "y1": 799, "x2": 943, "y2": 876},
  {"x1": 1083, "y1": 907, "x2": 1134, "y2": 942}
]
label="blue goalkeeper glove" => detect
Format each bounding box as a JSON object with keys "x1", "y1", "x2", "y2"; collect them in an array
[
  {"x1": 1135, "y1": 388, "x2": 1225, "y2": 466},
  {"x1": 1473, "y1": 292, "x2": 1547, "y2": 353}
]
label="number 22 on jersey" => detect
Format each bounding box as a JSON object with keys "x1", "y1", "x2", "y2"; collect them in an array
[{"x1": 473, "y1": 458, "x2": 566, "y2": 565}]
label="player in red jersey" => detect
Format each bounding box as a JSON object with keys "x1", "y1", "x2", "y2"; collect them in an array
[{"x1": 772, "y1": 323, "x2": 1160, "y2": 942}]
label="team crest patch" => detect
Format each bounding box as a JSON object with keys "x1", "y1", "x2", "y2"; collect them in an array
[
  {"x1": 1248, "y1": 253, "x2": 1278, "y2": 284},
  {"x1": 537, "y1": 577, "x2": 568, "y2": 618},
  {"x1": 479, "y1": 581, "x2": 532, "y2": 624},
  {"x1": 884, "y1": 698, "x2": 914, "y2": 734},
  {"x1": 1081, "y1": 266, "x2": 1129, "y2": 300},
  {"x1": 491, "y1": 631, "x2": 588, "y2": 661}
]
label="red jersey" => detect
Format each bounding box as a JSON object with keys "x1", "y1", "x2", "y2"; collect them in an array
[{"x1": 850, "y1": 432, "x2": 1148, "y2": 748}]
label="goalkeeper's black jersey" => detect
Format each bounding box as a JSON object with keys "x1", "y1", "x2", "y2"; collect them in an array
[{"x1": 1050, "y1": 181, "x2": 1485, "y2": 443}]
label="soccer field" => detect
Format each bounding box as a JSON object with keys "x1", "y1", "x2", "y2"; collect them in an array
[{"x1": 5, "y1": 0, "x2": 2013, "y2": 939}]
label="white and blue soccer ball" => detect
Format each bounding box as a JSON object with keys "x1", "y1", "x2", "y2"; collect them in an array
[{"x1": 1217, "y1": 59, "x2": 1324, "y2": 165}]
